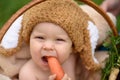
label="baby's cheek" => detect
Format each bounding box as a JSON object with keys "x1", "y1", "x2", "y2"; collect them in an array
[
  {"x1": 58, "y1": 51, "x2": 71, "y2": 64},
  {"x1": 56, "y1": 45, "x2": 72, "y2": 63}
]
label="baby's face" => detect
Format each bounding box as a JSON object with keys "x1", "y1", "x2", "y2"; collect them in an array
[{"x1": 30, "y1": 22, "x2": 72, "y2": 71}]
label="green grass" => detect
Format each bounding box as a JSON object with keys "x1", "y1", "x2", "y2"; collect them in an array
[
  {"x1": 0, "y1": 0, "x2": 120, "y2": 31},
  {"x1": 0, "y1": 0, "x2": 31, "y2": 28},
  {"x1": 117, "y1": 16, "x2": 120, "y2": 31}
]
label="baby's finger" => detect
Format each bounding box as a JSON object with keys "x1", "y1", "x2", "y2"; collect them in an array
[
  {"x1": 62, "y1": 74, "x2": 71, "y2": 80},
  {"x1": 48, "y1": 74, "x2": 56, "y2": 80}
]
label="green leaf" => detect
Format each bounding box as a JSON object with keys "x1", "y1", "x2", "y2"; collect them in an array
[{"x1": 101, "y1": 32, "x2": 120, "y2": 80}]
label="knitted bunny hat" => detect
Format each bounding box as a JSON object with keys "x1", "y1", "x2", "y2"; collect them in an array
[{"x1": 0, "y1": 0, "x2": 100, "y2": 70}]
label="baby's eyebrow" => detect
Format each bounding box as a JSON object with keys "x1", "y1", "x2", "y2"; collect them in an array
[{"x1": 56, "y1": 35, "x2": 70, "y2": 39}]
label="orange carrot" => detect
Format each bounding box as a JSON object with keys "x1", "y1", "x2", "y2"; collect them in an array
[{"x1": 47, "y1": 56, "x2": 64, "y2": 80}]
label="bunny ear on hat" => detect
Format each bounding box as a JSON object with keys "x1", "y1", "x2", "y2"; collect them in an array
[
  {"x1": 0, "y1": 0, "x2": 44, "y2": 56},
  {"x1": 0, "y1": 15, "x2": 23, "y2": 56}
]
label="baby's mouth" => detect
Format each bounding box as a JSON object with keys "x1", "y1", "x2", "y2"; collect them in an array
[
  {"x1": 41, "y1": 56, "x2": 48, "y2": 64},
  {"x1": 40, "y1": 50, "x2": 58, "y2": 64},
  {"x1": 41, "y1": 56, "x2": 48, "y2": 65}
]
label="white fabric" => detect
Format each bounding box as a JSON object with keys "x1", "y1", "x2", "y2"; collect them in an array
[
  {"x1": 87, "y1": 21, "x2": 99, "y2": 63},
  {"x1": 0, "y1": 15, "x2": 23, "y2": 49}
]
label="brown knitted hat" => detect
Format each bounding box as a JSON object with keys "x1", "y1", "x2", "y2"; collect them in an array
[
  {"x1": 0, "y1": 0, "x2": 100, "y2": 71},
  {"x1": 21, "y1": 0, "x2": 100, "y2": 70},
  {"x1": 22, "y1": 0, "x2": 90, "y2": 50}
]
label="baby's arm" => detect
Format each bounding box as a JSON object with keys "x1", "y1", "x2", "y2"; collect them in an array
[
  {"x1": 48, "y1": 74, "x2": 71, "y2": 80},
  {"x1": 19, "y1": 61, "x2": 36, "y2": 80},
  {"x1": 19, "y1": 69, "x2": 36, "y2": 80}
]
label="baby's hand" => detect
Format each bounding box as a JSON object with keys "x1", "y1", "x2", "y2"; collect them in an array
[
  {"x1": 62, "y1": 74, "x2": 71, "y2": 80},
  {"x1": 48, "y1": 74, "x2": 71, "y2": 80},
  {"x1": 48, "y1": 74, "x2": 56, "y2": 80}
]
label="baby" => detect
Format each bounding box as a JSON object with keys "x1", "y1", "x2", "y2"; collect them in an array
[
  {"x1": 19, "y1": 22, "x2": 75, "y2": 80},
  {"x1": 18, "y1": 0, "x2": 100, "y2": 80}
]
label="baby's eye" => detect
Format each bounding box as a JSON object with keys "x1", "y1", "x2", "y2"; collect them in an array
[
  {"x1": 36, "y1": 36, "x2": 44, "y2": 39},
  {"x1": 56, "y1": 38, "x2": 65, "y2": 41}
]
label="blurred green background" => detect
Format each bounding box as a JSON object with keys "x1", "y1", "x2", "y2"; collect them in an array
[{"x1": 0, "y1": 0, "x2": 120, "y2": 31}]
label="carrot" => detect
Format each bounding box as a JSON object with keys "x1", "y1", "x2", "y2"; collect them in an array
[{"x1": 47, "y1": 56, "x2": 64, "y2": 80}]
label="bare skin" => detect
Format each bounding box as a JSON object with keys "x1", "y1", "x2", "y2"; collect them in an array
[{"x1": 19, "y1": 22, "x2": 76, "y2": 80}]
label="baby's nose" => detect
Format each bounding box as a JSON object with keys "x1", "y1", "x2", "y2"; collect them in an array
[{"x1": 43, "y1": 41, "x2": 54, "y2": 51}]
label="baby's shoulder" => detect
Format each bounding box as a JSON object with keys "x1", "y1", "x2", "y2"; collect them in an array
[
  {"x1": 19, "y1": 60, "x2": 34, "y2": 74},
  {"x1": 19, "y1": 60, "x2": 37, "y2": 80}
]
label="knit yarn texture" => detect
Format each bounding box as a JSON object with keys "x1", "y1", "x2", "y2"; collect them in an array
[{"x1": 21, "y1": 0, "x2": 99, "y2": 70}]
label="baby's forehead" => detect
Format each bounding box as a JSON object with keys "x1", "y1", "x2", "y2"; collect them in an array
[{"x1": 32, "y1": 22, "x2": 70, "y2": 36}]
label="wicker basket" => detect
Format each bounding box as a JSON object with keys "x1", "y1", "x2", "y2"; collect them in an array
[{"x1": 0, "y1": 0, "x2": 119, "y2": 80}]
